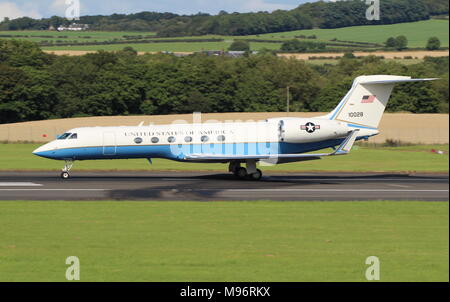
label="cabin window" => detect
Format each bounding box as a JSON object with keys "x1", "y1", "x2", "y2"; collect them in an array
[
  {"x1": 151, "y1": 137, "x2": 159, "y2": 144},
  {"x1": 201, "y1": 136, "x2": 209, "y2": 143},
  {"x1": 134, "y1": 137, "x2": 143, "y2": 144},
  {"x1": 168, "y1": 136, "x2": 176, "y2": 143},
  {"x1": 58, "y1": 133, "x2": 72, "y2": 140},
  {"x1": 69, "y1": 133, "x2": 78, "y2": 140},
  {"x1": 217, "y1": 135, "x2": 226, "y2": 142},
  {"x1": 185, "y1": 136, "x2": 193, "y2": 143}
]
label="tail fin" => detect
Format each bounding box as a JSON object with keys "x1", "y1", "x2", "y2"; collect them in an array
[{"x1": 324, "y1": 75, "x2": 437, "y2": 129}]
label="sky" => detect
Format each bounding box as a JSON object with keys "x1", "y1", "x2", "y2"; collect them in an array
[{"x1": 0, "y1": 0, "x2": 317, "y2": 20}]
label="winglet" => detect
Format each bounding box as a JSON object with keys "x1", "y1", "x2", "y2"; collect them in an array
[{"x1": 333, "y1": 130, "x2": 360, "y2": 155}]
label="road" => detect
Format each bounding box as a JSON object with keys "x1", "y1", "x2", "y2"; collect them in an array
[{"x1": 0, "y1": 172, "x2": 448, "y2": 201}]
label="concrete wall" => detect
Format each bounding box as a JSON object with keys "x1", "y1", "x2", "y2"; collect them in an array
[{"x1": 0, "y1": 113, "x2": 448, "y2": 144}]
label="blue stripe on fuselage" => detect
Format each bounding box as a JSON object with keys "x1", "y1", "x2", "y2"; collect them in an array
[
  {"x1": 34, "y1": 138, "x2": 359, "y2": 161},
  {"x1": 347, "y1": 123, "x2": 378, "y2": 130}
]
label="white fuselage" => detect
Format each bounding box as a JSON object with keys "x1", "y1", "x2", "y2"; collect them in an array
[{"x1": 33, "y1": 117, "x2": 378, "y2": 162}]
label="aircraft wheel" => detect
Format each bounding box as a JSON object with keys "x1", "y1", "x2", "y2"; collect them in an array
[
  {"x1": 250, "y1": 169, "x2": 263, "y2": 181},
  {"x1": 61, "y1": 172, "x2": 70, "y2": 179},
  {"x1": 236, "y1": 167, "x2": 248, "y2": 179}
]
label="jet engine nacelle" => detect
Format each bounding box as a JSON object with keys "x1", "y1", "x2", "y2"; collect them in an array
[{"x1": 270, "y1": 118, "x2": 349, "y2": 143}]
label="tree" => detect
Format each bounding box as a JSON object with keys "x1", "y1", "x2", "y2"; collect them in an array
[
  {"x1": 0, "y1": 40, "x2": 51, "y2": 67},
  {"x1": 228, "y1": 40, "x2": 250, "y2": 51},
  {"x1": 0, "y1": 40, "x2": 448, "y2": 124},
  {"x1": 122, "y1": 46, "x2": 138, "y2": 55},
  {"x1": 280, "y1": 39, "x2": 307, "y2": 52},
  {"x1": 0, "y1": 65, "x2": 30, "y2": 123},
  {"x1": 0, "y1": 65, "x2": 59, "y2": 123},
  {"x1": 85, "y1": 51, "x2": 118, "y2": 69},
  {"x1": 49, "y1": 16, "x2": 66, "y2": 28},
  {"x1": 0, "y1": 0, "x2": 433, "y2": 36},
  {"x1": 395, "y1": 35, "x2": 408, "y2": 51},
  {"x1": 385, "y1": 37, "x2": 397, "y2": 48},
  {"x1": 343, "y1": 52, "x2": 355, "y2": 59},
  {"x1": 426, "y1": 37, "x2": 441, "y2": 50},
  {"x1": 280, "y1": 39, "x2": 325, "y2": 52}
]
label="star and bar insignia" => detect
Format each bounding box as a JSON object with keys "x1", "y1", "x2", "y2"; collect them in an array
[{"x1": 301, "y1": 122, "x2": 320, "y2": 133}]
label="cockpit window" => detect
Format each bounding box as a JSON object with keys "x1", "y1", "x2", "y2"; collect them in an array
[
  {"x1": 57, "y1": 133, "x2": 72, "y2": 140},
  {"x1": 69, "y1": 133, "x2": 78, "y2": 140}
]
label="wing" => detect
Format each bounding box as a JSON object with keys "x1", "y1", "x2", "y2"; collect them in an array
[{"x1": 184, "y1": 130, "x2": 359, "y2": 163}]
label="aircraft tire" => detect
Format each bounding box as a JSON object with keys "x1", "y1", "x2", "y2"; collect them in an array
[
  {"x1": 61, "y1": 172, "x2": 70, "y2": 179},
  {"x1": 250, "y1": 169, "x2": 263, "y2": 181},
  {"x1": 236, "y1": 167, "x2": 248, "y2": 179}
]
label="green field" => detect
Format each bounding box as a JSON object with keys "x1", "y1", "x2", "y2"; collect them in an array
[
  {"x1": 0, "y1": 144, "x2": 447, "y2": 173},
  {"x1": 42, "y1": 41, "x2": 282, "y2": 52},
  {"x1": 0, "y1": 31, "x2": 157, "y2": 42},
  {"x1": 307, "y1": 58, "x2": 426, "y2": 66},
  {"x1": 0, "y1": 201, "x2": 447, "y2": 282},
  {"x1": 257, "y1": 19, "x2": 449, "y2": 48},
  {"x1": 2, "y1": 19, "x2": 448, "y2": 52}
]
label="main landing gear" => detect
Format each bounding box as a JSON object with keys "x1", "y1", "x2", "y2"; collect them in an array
[
  {"x1": 229, "y1": 161, "x2": 263, "y2": 181},
  {"x1": 61, "y1": 160, "x2": 74, "y2": 179}
]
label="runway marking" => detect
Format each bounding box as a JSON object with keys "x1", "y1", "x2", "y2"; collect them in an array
[
  {"x1": 160, "y1": 178, "x2": 206, "y2": 181},
  {"x1": 157, "y1": 177, "x2": 448, "y2": 183},
  {"x1": 0, "y1": 189, "x2": 105, "y2": 191},
  {"x1": 1, "y1": 189, "x2": 447, "y2": 194},
  {"x1": 0, "y1": 182, "x2": 43, "y2": 187},
  {"x1": 387, "y1": 184, "x2": 411, "y2": 189},
  {"x1": 195, "y1": 189, "x2": 449, "y2": 193},
  {"x1": 272, "y1": 178, "x2": 447, "y2": 182},
  {"x1": 26, "y1": 175, "x2": 444, "y2": 181}
]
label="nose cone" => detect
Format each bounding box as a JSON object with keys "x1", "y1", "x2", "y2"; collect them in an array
[{"x1": 33, "y1": 144, "x2": 55, "y2": 159}]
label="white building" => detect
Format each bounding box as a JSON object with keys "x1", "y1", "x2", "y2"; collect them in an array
[{"x1": 57, "y1": 23, "x2": 89, "y2": 31}]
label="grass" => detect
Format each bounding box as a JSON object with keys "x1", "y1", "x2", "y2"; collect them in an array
[
  {"x1": 0, "y1": 30, "x2": 157, "y2": 42},
  {"x1": 0, "y1": 201, "x2": 447, "y2": 282},
  {"x1": 0, "y1": 143, "x2": 447, "y2": 173},
  {"x1": 41, "y1": 41, "x2": 282, "y2": 52},
  {"x1": 306, "y1": 58, "x2": 426, "y2": 65},
  {"x1": 2, "y1": 19, "x2": 448, "y2": 52},
  {"x1": 257, "y1": 19, "x2": 449, "y2": 48}
]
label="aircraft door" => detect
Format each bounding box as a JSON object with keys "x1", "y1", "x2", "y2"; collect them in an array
[
  {"x1": 103, "y1": 132, "x2": 117, "y2": 155},
  {"x1": 278, "y1": 120, "x2": 285, "y2": 142}
]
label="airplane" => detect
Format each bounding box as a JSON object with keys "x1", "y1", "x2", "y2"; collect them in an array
[{"x1": 33, "y1": 75, "x2": 436, "y2": 180}]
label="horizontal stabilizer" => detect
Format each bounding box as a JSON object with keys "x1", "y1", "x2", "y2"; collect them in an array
[
  {"x1": 358, "y1": 78, "x2": 438, "y2": 85},
  {"x1": 333, "y1": 129, "x2": 359, "y2": 155}
]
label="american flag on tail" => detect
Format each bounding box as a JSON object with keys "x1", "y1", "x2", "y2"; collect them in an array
[{"x1": 361, "y1": 95, "x2": 377, "y2": 103}]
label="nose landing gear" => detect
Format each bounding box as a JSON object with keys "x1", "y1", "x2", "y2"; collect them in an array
[
  {"x1": 61, "y1": 171, "x2": 70, "y2": 179},
  {"x1": 61, "y1": 160, "x2": 74, "y2": 179}
]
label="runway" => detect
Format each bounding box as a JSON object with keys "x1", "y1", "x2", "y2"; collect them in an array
[{"x1": 0, "y1": 171, "x2": 448, "y2": 201}]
